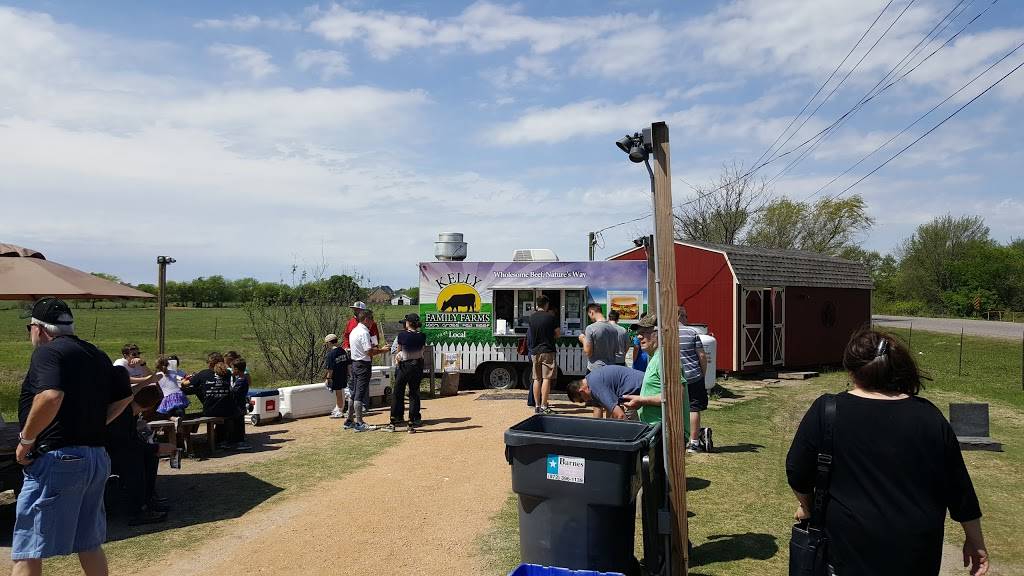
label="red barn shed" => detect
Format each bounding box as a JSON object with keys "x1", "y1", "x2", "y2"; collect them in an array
[{"x1": 611, "y1": 241, "x2": 873, "y2": 373}]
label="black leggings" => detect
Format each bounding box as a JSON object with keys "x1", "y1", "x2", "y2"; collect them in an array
[{"x1": 391, "y1": 359, "x2": 424, "y2": 423}]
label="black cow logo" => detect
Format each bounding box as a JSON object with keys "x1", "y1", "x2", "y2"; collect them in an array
[{"x1": 440, "y1": 293, "x2": 477, "y2": 312}]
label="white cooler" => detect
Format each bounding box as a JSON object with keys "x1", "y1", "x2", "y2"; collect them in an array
[
  {"x1": 246, "y1": 389, "x2": 281, "y2": 426},
  {"x1": 278, "y1": 369, "x2": 392, "y2": 419}
]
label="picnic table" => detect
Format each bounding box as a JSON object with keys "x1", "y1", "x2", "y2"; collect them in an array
[{"x1": 149, "y1": 416, "x2": 225, "y2": 457}]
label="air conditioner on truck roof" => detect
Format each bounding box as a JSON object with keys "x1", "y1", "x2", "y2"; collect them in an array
[{"x1": 512, "y1": 249, "x2": 558, "y2": 262}]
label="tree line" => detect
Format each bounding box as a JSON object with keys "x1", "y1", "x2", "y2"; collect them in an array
[
  {"x1": 129, "y1": 274, "x2": 371, "y2": 307},
  {"x1": 674, "y1": 164, "x2": 1023, "y2": 318}
]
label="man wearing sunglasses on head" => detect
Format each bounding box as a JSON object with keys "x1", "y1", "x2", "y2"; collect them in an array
[{"x1": 113, "y1": 343, "x2": 158, "y2": 388}]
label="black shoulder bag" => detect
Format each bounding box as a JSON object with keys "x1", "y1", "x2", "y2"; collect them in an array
[{"x1": 789, "y1": 394, "x2": 837, "y2": 576}]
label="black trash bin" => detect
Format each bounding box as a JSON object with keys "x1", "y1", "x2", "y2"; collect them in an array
[{"x1": 504, "y1": 414, "x2": 662, "y2": 574}]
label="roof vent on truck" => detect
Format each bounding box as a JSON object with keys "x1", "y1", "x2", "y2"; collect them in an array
[
  {"x1": 435, "y1": 232, "x2": 468, "y2": 261},
  {"x1": 512, "y1": 249, "x2": 558, "y2": 262}
]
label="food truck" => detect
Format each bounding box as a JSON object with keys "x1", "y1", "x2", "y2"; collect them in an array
[{"x1": 418, "y1": 259, "x2": 649, "y2": 388}]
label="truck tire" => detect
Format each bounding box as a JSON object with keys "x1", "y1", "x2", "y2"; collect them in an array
[
  {"x1": 481, "y1": 364, "x2": 517, "y2": 389},
  {"x1": 519, "y1": 364, "x2": 533, "y2": 389}
]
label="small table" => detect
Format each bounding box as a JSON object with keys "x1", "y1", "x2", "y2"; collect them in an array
[{"x1": 174, "y1": 416, "x2": 225, "y2": 456}]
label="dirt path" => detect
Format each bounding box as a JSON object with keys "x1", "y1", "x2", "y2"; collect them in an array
[{"x1": 135, "y1": 389, "x2": 533, "y2": 576}]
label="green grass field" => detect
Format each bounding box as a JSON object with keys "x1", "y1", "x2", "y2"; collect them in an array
[
  {"x1": 478, "y1": 330, "x2": 1024, "y2": 575},
  {"x1": 0, "y1": 305, "x2": 417, "y2": 421}
]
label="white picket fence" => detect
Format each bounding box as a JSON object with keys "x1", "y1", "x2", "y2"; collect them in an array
[{"x1": 409, "y1": 342, "x2": 587, "y2": 377}]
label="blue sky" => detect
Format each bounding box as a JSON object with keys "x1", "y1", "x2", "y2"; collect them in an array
[{"x1": 2, "y1": 1, "x2": 1022, "y2": 290}]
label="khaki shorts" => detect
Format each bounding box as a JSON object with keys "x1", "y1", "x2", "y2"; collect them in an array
[{"x1": 532, "y1": 352, "x2": 557, "y2": 381}]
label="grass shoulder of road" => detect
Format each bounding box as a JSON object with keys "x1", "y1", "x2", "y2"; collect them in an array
[
  {"x1": 42, "y1": 419, "x2": 403, "y2": 576},
  {"x1": 479, "y1": 372, "x2": 1023, "y2": 575}
]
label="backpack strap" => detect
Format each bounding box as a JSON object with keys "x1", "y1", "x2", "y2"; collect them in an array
[{"x1": 810, "y1": 394, "x2": 837, "y2": 529}]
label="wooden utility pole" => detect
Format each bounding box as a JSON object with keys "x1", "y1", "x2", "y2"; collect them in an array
[
  {"x1": 156, "y1": 256, "x2": 175, "y2": 355},
  {"x1": 588, "y1": 231, "x2": 596, "y2": 261},
  {"x1": 650, "y1": 121, "x2": 688, "y2": 573}
]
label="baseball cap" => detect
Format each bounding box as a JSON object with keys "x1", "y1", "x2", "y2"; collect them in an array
[
  {"x1": 403, "y1": 313, "x2": 421, "y2": 324},
  {"x1": 28, "y1": 297, "x2": 74, "y2": 325},
  {"x1": 350, "y1": 301, "x2": 368, "y2": 310},
  {"x1": 324, "y1": 333, "x2": 339, "y2": 343},
  {"x1": 636, "y1": 313, "x2": 657, "y2": 330}
]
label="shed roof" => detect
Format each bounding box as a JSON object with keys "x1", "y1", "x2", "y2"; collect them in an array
[{"x1": 681, "y1": 241, "x2": 874, "y2": 290}]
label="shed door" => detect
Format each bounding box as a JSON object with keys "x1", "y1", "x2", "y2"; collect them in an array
[
  {"x1": 741, "y1": 288, "x2": 764, "y2": 368},
  {"x1": 771, "y1": 288, "x2": 785, "y2": 366}
]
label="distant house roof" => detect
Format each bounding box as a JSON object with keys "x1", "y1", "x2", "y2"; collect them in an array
[{"x1": 682, "y1": 240, "x2": 874, "y2": 290}]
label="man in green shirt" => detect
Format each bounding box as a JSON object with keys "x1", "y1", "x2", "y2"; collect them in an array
[{"x1": 623, "y1": 313, "x2": 690, "y2": 442}]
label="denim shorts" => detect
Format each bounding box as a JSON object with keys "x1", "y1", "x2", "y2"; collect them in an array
[{"x1": 12, "y1": 446, "x2": 110, "y2": 560}]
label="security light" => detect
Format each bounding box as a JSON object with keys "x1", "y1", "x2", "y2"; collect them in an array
[
  {"x1": 615, "y1": 135, "x2": 634, "y2": 154},
  {"x1": 615, "y1": 130, "x2": 653, "y2": 163}
]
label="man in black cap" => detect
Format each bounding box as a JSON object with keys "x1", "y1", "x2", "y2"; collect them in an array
[
  {"x1": 14, "y1": 298, "x2": 133, "y2": 575},
  {"x1": 386, "y1": 313, "x2": 427, "y2": 431}
]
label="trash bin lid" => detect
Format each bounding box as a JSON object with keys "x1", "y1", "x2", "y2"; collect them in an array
[
  {"x1": 508, "y1": 564, "x2": 624, "y2": 576},
  {"x1": 505, "y1": 414, "x2": 658, "y2": 452},
  {"x1": 247, "y1": 388, "x2": 280, "y2": 398}
]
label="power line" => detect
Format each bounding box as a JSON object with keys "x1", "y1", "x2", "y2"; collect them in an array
[
  {"x1": 748, "y1": 0, "x2": 896, "y2": 171},
  {"x1": 809, "y1": 37, "x2": 1024, "y2": 201},
  {"x1": 833, "y1": 56, "x2": 1024, "y2": 197},
  {"x1": 762, "y1": 0, "x2": 918, "y2": 173},
  {"x1": 765, "y1": 0, "x2": 998, "y2": 187}
]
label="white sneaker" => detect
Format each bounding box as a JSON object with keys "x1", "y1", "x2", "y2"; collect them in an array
[{"x1": 329, "y1": 408, "x2": 344, "y2": 419}]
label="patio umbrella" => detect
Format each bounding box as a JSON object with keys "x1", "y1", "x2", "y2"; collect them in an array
[{"x1": 0, "y1": 243, "x2": 155, "y2": 301}]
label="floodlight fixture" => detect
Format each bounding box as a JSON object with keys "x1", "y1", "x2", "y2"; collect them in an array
[
  {"x1": 615, "y1": 135, "x2": 634, "y2": 154},
  {"x1": 615, "y1": 129, "x2": 653, "y2": 163}
]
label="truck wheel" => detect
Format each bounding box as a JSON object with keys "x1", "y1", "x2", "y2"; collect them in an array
[
  {"x1": 482, "y1": 364, "x2": 516, "y2": 389},
  {"x1": 519, "y1": 365, "x2": 533, "y2": 389},
  {"x1": 249, "y1": 414, "x2": 260, "y2": 426}
]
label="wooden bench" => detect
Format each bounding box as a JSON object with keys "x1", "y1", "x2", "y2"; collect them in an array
[{"x1": 161, "y1": 416, "x2": 225, "y2": 456}]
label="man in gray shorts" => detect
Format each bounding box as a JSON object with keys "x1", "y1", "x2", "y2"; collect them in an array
[
  {"x1": 578, "y1": 303, "x2": 623, "y2": 372},
  {"x1": 678, "y1": 305, "x2": 710, "y2": 453}
]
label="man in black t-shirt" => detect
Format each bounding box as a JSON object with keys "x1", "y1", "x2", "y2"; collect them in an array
[
  {"x1": 528, "y1": 295, "x2": 560, "y2": 414},
  {"x1": 14, "y1": 297, "x2": 132, "y2": 572}
]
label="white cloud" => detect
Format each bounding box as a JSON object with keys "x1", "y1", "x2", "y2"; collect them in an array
[
  {"x1": 488, "y1": 98, "x2": 666, "y2": 145},
  {"x1": 295, "y1": 49, "x2": 350, "y2": 80},
  {"x1": 194, "y1": 14, "x2": 299, "y2": 31},
  {"x1": 209, "y1": 43, "x2": 277, "y2": 79},
  {"x1": 306, "y1": 1, "x2": 651, "y2": 70},
  {"x1": 481, "y1": 55, "x2": 556, "y2": 90}
]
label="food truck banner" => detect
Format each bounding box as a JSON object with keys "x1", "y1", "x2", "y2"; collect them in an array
[{"x1": 418, "y1": 261, "x2": 648, "y2": 343}]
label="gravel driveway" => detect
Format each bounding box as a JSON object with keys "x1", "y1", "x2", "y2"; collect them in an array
[{"x1": 873, "y1": 315, "x2": 1024, "y2": 341}]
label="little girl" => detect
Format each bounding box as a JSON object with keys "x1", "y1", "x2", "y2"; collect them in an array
[{"x1": 155, "y1": 355, "x2": 190, "y2": 417}]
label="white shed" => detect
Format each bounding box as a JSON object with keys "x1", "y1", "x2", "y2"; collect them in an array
[{"x1": 390, "y1": 293, "x2": 412, "y2": 305}]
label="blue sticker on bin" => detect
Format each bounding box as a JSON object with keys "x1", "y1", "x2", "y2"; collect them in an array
[{"x1": 546, "y1": 453, "x2": 585, "y2": 483}]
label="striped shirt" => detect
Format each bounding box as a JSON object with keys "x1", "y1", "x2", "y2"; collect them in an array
[{"x1": 678, "y1": 323, "x2": 704, "y2": 384}]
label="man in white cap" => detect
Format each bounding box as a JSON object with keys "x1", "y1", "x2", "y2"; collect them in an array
[
  {"x1": 342, "y1": 301, "x2": 379, "y2": 351},
  {"x1": 322, "y1": 333, "x2": 350, "y2": 419}
]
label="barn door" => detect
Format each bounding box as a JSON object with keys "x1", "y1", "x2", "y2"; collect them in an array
[
  {"x1": 771, "y1": 288, "x2": 785, "y2": 366},
  {"x1": 741, "y1": 288, "x2": 764, "y2": 368}
]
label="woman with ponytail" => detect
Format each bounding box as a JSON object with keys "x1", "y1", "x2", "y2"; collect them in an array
[{"x1": 786, "y1": 329, "x2": 989, "y2": 575}]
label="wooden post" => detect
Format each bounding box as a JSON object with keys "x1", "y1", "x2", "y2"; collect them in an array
[
  {"x1": 958, "y1": 326, "x2": 964, "y2": 377},
  {"x1": 157, "y1": 259, "x2": 168, "y2": 355},
  {"x1": 650, "y1": 121, "x2": 688, "y2": 574}
]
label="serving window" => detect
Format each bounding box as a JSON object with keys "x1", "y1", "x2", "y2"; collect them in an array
[{"x1": 492, "y1": 287, "x2": 588, "y2": 337}]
